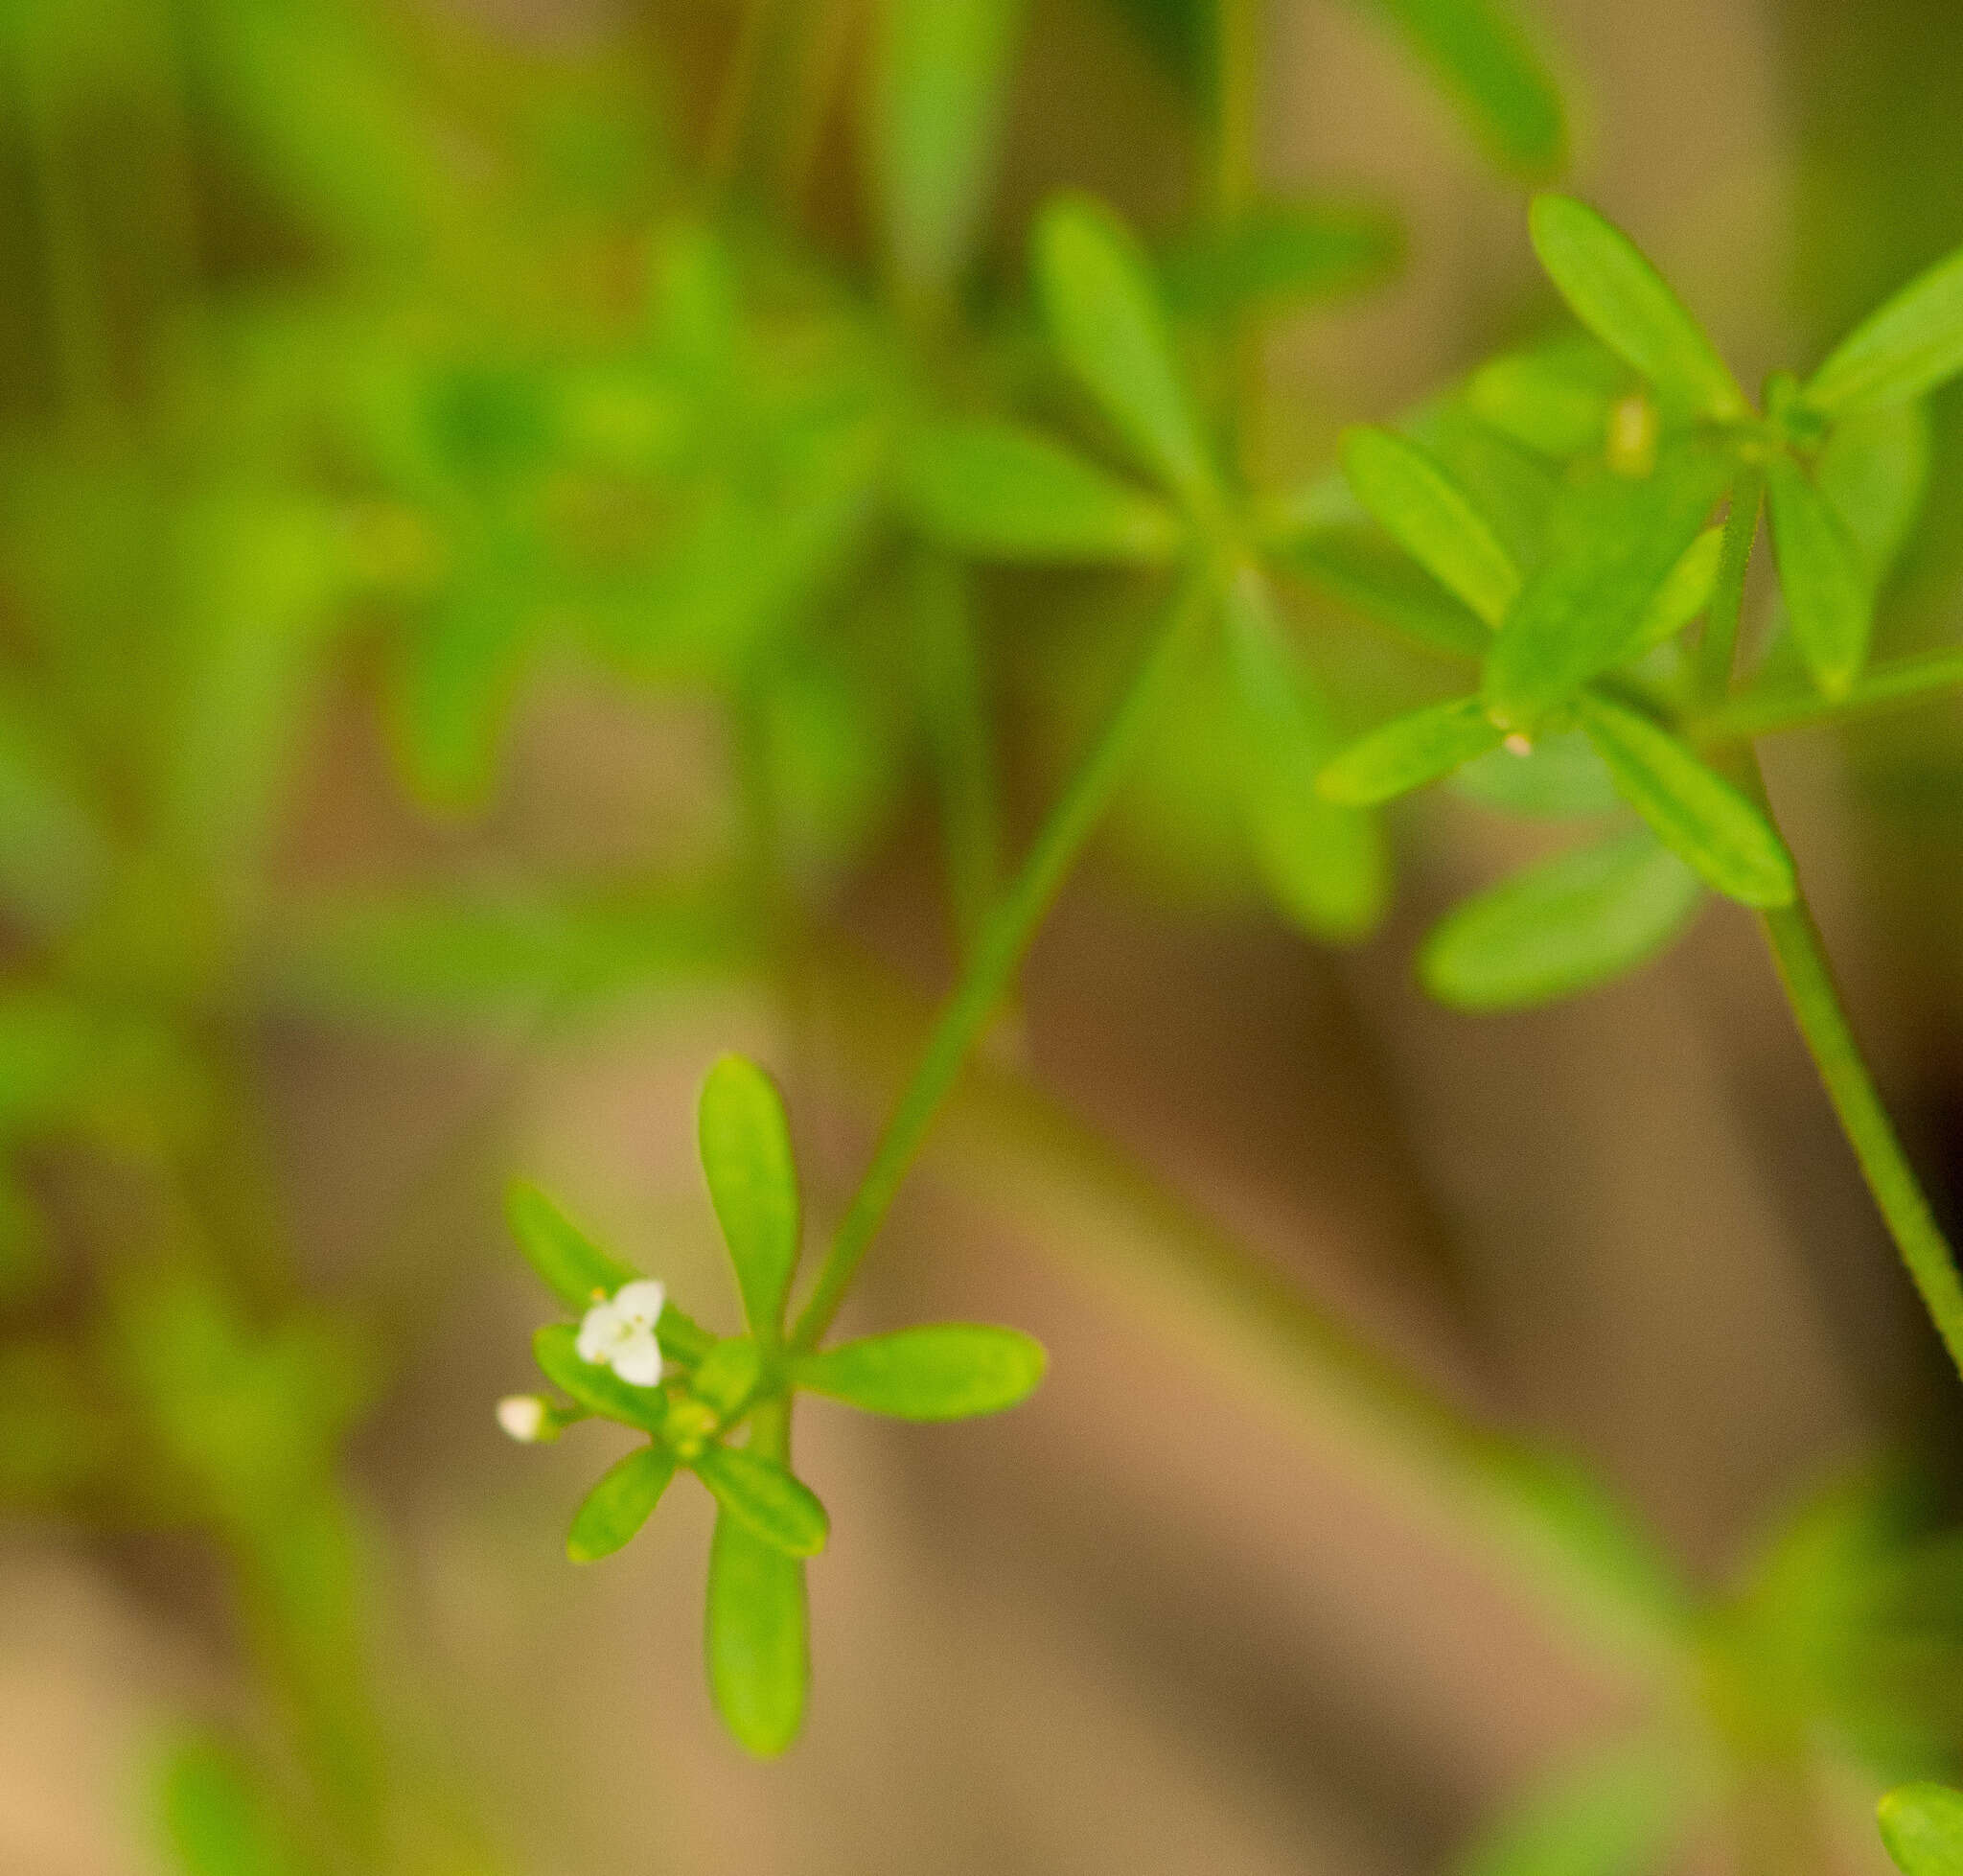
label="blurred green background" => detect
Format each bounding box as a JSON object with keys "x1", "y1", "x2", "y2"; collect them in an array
[{"x1": 5, "y1": 1, "x2": 1963, "y2": 1872}]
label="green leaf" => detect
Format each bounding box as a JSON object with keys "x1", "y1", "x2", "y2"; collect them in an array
[
  {"x1": 157, "y1": 1734, "x2": 299, "y2": 1876},
  {"x1": 1575, "y1": 694, "x2": 1795, "y2": 907},
  {"x1": 1482, "y1": 444, "x2": 1731, "y2": 730},
  {"x1": 1467, "y1": 339, "x2": 1623, "y2": 459},
  {"x1": 1453, "y1": 1734, "x2": 1689, "y2": 1876},
  {"x1": 1765, "y1": 452, "x2": 1874, "y2": 697},
  {"x1": 566, "y1": 1444, "x2": 678, "y2": 1563},
  {"x1": 532, "y1": 1324, "x2": 668, "y2": 1433},
  {"x1": 794, "y1": 1323, "x2": 1047, "y2": 1419},
  {"x1": 692, "y1": 1444, "x2": 829, "y2": 1556},
  {"x1": 1527, "y1": 196, "x2": 1746, "y2": 420},
  {"x1": 1159, "y1": 197, "x2": 1402, "y2": 317},
  {"x1": 507, "y1": 1182, "x2": 637, "y2": 1313},
  {"x1": 1362, "y1": 0, "x2": 1566, "y2": 176},
  {"x1": 1282, "y1": 525, "x2": 1491, "y2": 660},
  {"x1": 1629, "y1": 524, "x2": 1722, "y2": 653},
  {"x1": 1450, "y1": 729, "x2": 1623, "y2": 819},
  {"x1": 1816, "y1": 400, "x2": 1929, "y2": 588},
  {"x1": 1319, "y1": 696, "x2": 1503, "y2": 805},
  {"x1": 1881, "y1": 1784, "x2": 1963, "y2": 1875},
  {"x1": 901, "y1": 420, "x2": 1184, "y2": 564},
  {"x1": 871, "y1": 0, "x2": 1028, "y2": 312},
  {"x1": 1806, "y1": 243, "x2": 1963, "y2": 415},
  {"x1": 1342, "y1": 428, "x2": 1522, "y2": 626},
  {"x1": 698, "y1": 1054, "x2": 801, "y2": 1339},
  {"x1": 1034, "y1": 193, "x2": 1220, "y2": 509},
  {"x1": 1420, "y1": 827, "x2": 1703, "y2": 1010},
  {"x1": 705, "y1": 1516, "x2": 808, "y2": 1758},
  {"x1": 690, "y1": 1337, "x2": 765, "y2": 1419},
  {"x1": 1222, "y1": 568, "x2": 1389, "y2": 941},
  {"x1": 0, "y1": 679, "x2": 110, "y2": 933}
]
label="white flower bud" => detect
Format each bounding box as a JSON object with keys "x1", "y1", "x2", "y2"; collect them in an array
[{"x1": 497, "y1": 1395, "x2": 548, "y2": 1444}]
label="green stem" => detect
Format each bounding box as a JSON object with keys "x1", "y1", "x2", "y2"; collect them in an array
[
  {"x1": 1693, "y1": 643, "x2": 1963, "y2": 744},
  {"x1": 1212, "y1": 0, "x2": 1260, "y2": 222},
  {"x1": 1759, "y1": 888, "x2": 1963, "y2": 1379},
  {"x1": 1694, "y1": 463, "x2": 1764, "y2": 705},
  {"x1": 790, "y1": 565, "x2": 1212, "y2": 1348}
]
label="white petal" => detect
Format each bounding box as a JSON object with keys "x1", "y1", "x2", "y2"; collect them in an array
[
  {"x1": 576, "y1": 1300, "x2": 622, "y2": 1364},
  {"x1": 497, "y1": 1396, "x2": 545, "y2": 1443},
  {"x1": 609, "y1": 1329, "x2": 663, "y2": 1387},
  {"x1": 612, "y1": 1279, "x2": 666, "y2": 1330}
]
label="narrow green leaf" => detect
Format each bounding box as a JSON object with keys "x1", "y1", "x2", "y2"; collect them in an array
[
  {"x1": 157, "y1": 1734, "x2": 299, "y2": 1876},
  {"x1": 1528, "y1": 196, "x2": 1746, "y2": 419},
  {"x1": 1420, "y1": 827, "x2": 1703, "y2": 1010},
  {"x1": 795, "y1": 1323, "x2": 1047, "y2": 1420},
  {"x1": 1453, "y1": 1734, "x2": 1689, "y2": 1876},
  {"x1": 1363, "y1": 0, "x2": 1566, "y2": 176},
  {"x1": 1283, "y1": 526, "x2": 1491, "y2": 660},
  {"x1": 1806, "y1": 243, "x2": 1963, "y2": 415},
  {"x1": 705, "y1": 1515, "x2": 808, "y2": 1758},
  {"x1": 1816, "y1": 400, "x2": 1929, "y2": 587},
  {"x1": 532, "y1": 1324, "x2": 667, "y2": 1433},
  {"x1": 690, "y1": 1338, "x2": 764, "y2": 1419},
  {"x1": 1223, "y1": 568, "x2": 1389, "y2": 941},
  {"x1": 507, "y1": 1182, "x2": 636, "y2": 1312},
  {"x1": 871, "y1": 0, "x2": 1028, "y2": 312},
  {"x1": 1034, "y1": 193, "x2": 1220, "y2": 509},
  {"x1": 1342, "y1": 428, "x2": 1522, "y2": 626},
  {"x1": 698, "y1": 1054, "x2": 800, "y2": 1339},
  {"x1": 1576, "y1": 694, "x2": 1795, "y2": 907},
  {"x1": 1160, "y1": 197, "x2": 1402, "y2": 317},
  {"x1": 1880, "y1": 1782, "x2": 1963, "y2": 1875},
  {"x1": 1483, "y1": 443, "x2": 1731, "y2": 730},
  {"x1": 1765, "y1": 452, "x2": 1874, "y2": 697},
  {"x1": 1319, "y1": 696, "x2": 1503, "y2": 805},
  {"x1": 1629, "y1": 524, "x2": 1722, "y2": 653},
  {"x1": 1450, "y1": 728, "x2": 1623, "y2": 819},
  {"x1": 1467, "y1": 339, "x2": 1623, "y2": 459},
  {"x1": 901, "y1": 420, "x2": 1184, "y2": 564},
  {"x1": 566, "y1": 1445, "x2": 678, "y2": 1563},
  {"x1": 693, "y1": 1444, "x2": 829, "y2": 1557}
]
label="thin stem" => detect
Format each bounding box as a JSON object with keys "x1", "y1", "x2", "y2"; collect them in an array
[
  {"x1": 1759, "y1": 887, "x2": 1963, "y2": 1380},
  {"x1": 1693, "y1": 643, "x2": 1963, "y2": 744},
  {"x1": 1212, "y1": 0, "x2": 1260, "y2": 222},
  {"x1": 1694, "y1": 463, "x2": 1765, "y2": 705},
  {"x1": 790, "y1": 565, "x2": 1212, "y2": 1348}
]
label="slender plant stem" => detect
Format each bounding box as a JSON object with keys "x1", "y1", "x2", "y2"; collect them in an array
[
  {"x1": 1694, "y1": 642, "x2": 1963, "y2": 744},
  {"x1": 790, "y1": 565, "x2": 1212, "y2": 1348},
  {"x1": 1212, "y1": 0, "x2": 1260, "y2": 222},
  {"x1": 1758, "y1": 887, "x2": 1963, "y2": 1379},
  {"x1": 1695, "y1": 463, "x2": 1765, "y2": 705}
]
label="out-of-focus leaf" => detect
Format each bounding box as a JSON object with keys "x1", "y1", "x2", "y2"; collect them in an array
[
  {"x1": 689, "y1": 1338, "x2": 764, "y2": 1419},
  {"x1": 1468, "y1": 337, "x2": 1625, "y2": 459},
  {"x1": 157, "y1": 1733, "x2": 300, "y2": 1876},
  {"x1": 1483, "y1": 444, "x2": 1731, "y2": 730},
  {"x1": 506, "y1": 1183, "x2": 637, "y2": 1315},
  {"x1": 692, "y1": 1445, "x2": 829, "y2": 1557},
  {"x1": 0, "y1": 679, "x2": 111, "y2": 932},
  {"x1": 871, "y1": 0, "x2": 1028, "y2": 311},
  {"x1": 1283, "y1": 526, "x2": 1491, "y2": 660},
  {"x1": 795, "y1": 1324, "x2": 1047, "y2": 1419},
  {"x1": 1765, "y1": 451, "x2": 1875, "y2": 697},
  {"x1": 1628, "y1": 525, "x2": 1722, "y2": 654},
  {"x1": 1806, "y1": 243, "x2": 1963, "y2": 415},
  {"x1": 1452, "y1": 1733, "x2": 1692, "y2": 1876},
  {"x1": 901, "y1": 420, "x2": 1184, "y2": 563},
  {"x1": 1319, "y1": 695, "x2": 1502, "y2": 805},
  {"x1": 1420, "y1": 827, "x2": 1703, "y2": 1010},
  {"x1": 1342, "y1": 427, "x2": 1520, "y2": 626},
  {"x1": 705, "y1": 1514, "x2": 808, "y2": 1757},
  {"x1": 532, "y1": 1324, "x2": 667, "y2": 1433},
  {"x1": 566, "y1": 1445, "x2": 678, "y2": 1563},
  {"x1": 1528, "y1": 197, "x2": 1746, "y2": 420},
  {"x1": 1034, "y1": 194, "x2": 1220, "y2": 510},
  {"x1": 1359, "y1": 0, "x2": 1566, "y2": 176},
  {"x1": 1450, "y1": 729, "x2": 1622, "y2": 819},
  {"x1": 1223, "y1": 568, "x2": 1388, "y2": 940},
  {"x1": 1160, "y1": 198, "x2": 1401, "y2": 317},
  {"x1": 1881, "y1": 1785, "x2": 1963, "y2": 1875},
  {"x1": 698, "y1": 1054, "x2": 801, "y2": 1340},
  {"x1": 1816, "y1": 401, "x2": 1929, "y2": 587},
  {"x1": 1575, "y1": 693, "x2": 1795, "y2": 907}
]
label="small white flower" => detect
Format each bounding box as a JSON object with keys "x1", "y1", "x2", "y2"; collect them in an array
[
  {"x1": 575, "y1": 1279, "x2": 666, "y2": 1387},
  {"x1": 497, "y1": 1395, "x2": 547, "y2": 1443}
]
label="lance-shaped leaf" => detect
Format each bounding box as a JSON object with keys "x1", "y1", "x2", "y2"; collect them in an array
[
  {"x1": 795, "y1": 1324, "x2": 1047, "y2": 1420},
  {"x1": 1420, "y1": 827, "x2": 1703, "y2": 1011},
  {"x1": 1629, "y1": 524, "x2": 1722, "y2": 653},
  {"x1": 871, "y1": 0, "x2": 1028, "y2": 312},
  {"x1": 1765, "y1": 452, "x2": 1874, "y2": 697},
  {"x1": 901, "y1": 421, "x2": 1183, "y2": 564},
  {"x1": 1223, "y1": 568, "x2": 1389, "y2": 940},
  {"x1": 532, "y1": 1325, "x2": 668, "y2": 1434},
  {"x1": 1805, "y1": 243, "x2": 1963, "y2": 416},
  {"x1": 1468, "y1": 339, "x2": 1623, "y2": 459},
  {"x1": 699, "y1": 1054, "x2": 800, "y2": 1339},
  {"x1": 507, "y1": 1182, "x2": 636, "y2": 1311},
  {"x1": 1280, "y1": 525, "x2": 1491, "y2": 660},
  {"x1": 1451, "y1": 728, "x2": 1622, "y2": 819},
  {"x1": 705, "y1": 1517, "x2": 808, "y2": 1758},
  {"x1": 1034, "y1": 194, "x2": 1220, "y2": 510},
  {"x1": 1576, "y1": 694, "x2": 1795, "y2": 907},
  {"x1": 1483, "y1": 443, "x2": 1731, "y2": 730},
  {"x1": 1319, "y1": 696, "x2": 1504, "y2": 805},
  {"x1": 693, "y1": 1444, "x2": 829, "y2": 1556},
  {"x1": 1880, "y1": 1783, "x2": 1963, "y2": 1876},
  {"x1": 1817, "y1": 400, "x2": 1929, "y2": 587},
  {"x1": 1341, "y1": 428, "x2": 1521, "y2": 626},
  {"x1": 1364, "y1": 0, "x2": 1566, "y2": 177},
  {"x1": 566, "y1": 1445, "x2": 678, "y2": 1563},
  {"x1": 1160, "y1": 197, "x2": 1402, "y2": 318},
  {"x1": 1528, "y1": 196, "x2": 1746, "y2": 420}
]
